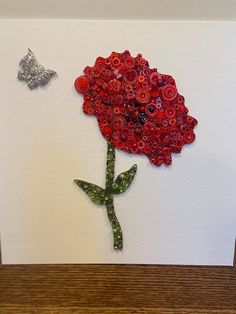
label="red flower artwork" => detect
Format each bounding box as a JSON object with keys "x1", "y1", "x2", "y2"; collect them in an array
[
  {"x1": 75, "y1": 50, "x2": 197, "y2": 167},
  {"x1": 74, "y1": 50, "x2": 197, "y2": 250}
]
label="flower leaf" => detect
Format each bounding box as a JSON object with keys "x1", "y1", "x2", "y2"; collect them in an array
[
  {"x1": 74, "y1": 180, "x2": 108, "y2": 205},
  {"x1": 111, "y1": 164, "x2": 137, "y2": 194}
]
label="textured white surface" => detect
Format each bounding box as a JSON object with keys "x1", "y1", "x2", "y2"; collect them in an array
[
  {"x1": 0, "y1": 19, "x2": 236, "y2": 265},
  {"x1": 0, "y1": 0, "x2": 236, "y2": 20}
]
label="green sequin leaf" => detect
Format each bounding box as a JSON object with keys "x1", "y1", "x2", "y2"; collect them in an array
[
  {"x1": 74, "y1": 180, "x2": 107, "y2": 205},
  {"x1": 111, "y1": 164, "x2": 137, "y2": 194}
]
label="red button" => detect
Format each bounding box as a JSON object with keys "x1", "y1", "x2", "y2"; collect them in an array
[
  {"x1": 136, "y1": 89, "x2": 150, "y2": 104},
  {"x1": 162, "y1": 84, "x2": 178, "y2": 100},
  {"x1": 114, "y1": 139, "x2": 125, "y2": 149},
  {"x1": 113, "y1": 116, "x2": 125, "y2": 130},
  {"x1": 124, "y1": 56, "x2": 136, "y2": 69},
  {"x1": 145, "y1": 104, "x2": 158, "y2": 116},
  {"x1": 112, "y1": 57, "x2": 121, "y2": 67},
  {"x1": 169, "y1": 127, "x2": 179, "y2": 139},
  {"x1": 150, "y1": 72, "x2": 160, "y2": 85},
  {"x1": 74, "y1": 76, "x2": 89, "y2": 93},
  {"x1": 184, "y1": 131, "x2": 196, "y2": 143},
  {"x1": 107, "y1": 79, "x2": 121, "y2": 95},
  {"x1": 137, "y1": 140, "x2": 145, "y2": 150},
  {"x1": 139, "y1": 58, "x2": 147, "y2": 67},
  {"x1": 138, "y1": 75, "x2": 145, "y2": 83},
  {"x1": 142, "y1": 67, "x2": 151, "y2": 77},
  {"x1": 91, "y1": 66, "x2": 101, "y2": 77},
  {"x1": 124, "y1": 70, "x2": 137, "y2": 84},
  {"x1": 165, "y1": 108, "x2": 176, "y2": 118}
]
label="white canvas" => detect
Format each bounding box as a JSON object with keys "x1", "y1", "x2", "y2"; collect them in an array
[{"x1": 0, "y1": 19, "x2": 235, "y2": 265}]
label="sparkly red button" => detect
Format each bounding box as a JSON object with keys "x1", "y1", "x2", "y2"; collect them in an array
[
  {"x1": 162, "y1": 84, "x2": 178, "y2": 100},
  {"x1": 74, "y1": 76, "x2": 89, "y2": 93}
]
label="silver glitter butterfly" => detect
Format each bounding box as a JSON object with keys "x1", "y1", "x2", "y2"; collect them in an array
[{"x1": 18, "y1": 48, "x2": 56, "y2": 89}]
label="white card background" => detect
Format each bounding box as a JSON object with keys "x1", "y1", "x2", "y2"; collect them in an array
[{"x1": 0, "y1": 19, "x2": 236, "y2": 265}]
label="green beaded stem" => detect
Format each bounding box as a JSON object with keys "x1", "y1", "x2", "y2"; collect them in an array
[
  {"x1": 74, "y1": 141, "x2": 137, "y2": 251},
  {"x1": 105, "y1": 142, "x2": 123, "y2": 250}
]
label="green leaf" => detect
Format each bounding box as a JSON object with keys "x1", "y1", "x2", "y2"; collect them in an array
[
  {"x1": 111, "y1": 164, "x2": 137, "y2": 194},
  {"x1": 74, "y1": 180, "x2": 108, "y2": 205}
]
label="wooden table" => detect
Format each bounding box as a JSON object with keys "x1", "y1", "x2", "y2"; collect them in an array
[{"x1": 0, "y1": 244, "x2": 235, "y2": 313}]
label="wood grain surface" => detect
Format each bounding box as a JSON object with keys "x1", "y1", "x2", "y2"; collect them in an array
[{"x1": 0, "y1": 243, "x2": 235, "y2": 313}]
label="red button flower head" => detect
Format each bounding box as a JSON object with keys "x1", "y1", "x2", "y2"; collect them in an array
[{"x1": 75, "y1": 51, "x2": 197, "y2": 166}]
